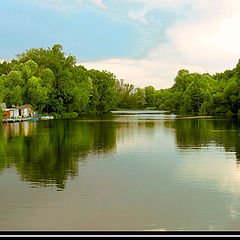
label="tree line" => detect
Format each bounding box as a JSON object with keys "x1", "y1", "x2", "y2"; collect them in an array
[
  {"x1": 0, "y1": 44, "x2": 117, "y2": 118},
  {"x1": 116, "y1": 62, "x2": 240, "y2": 118},
  {"x1": 1, "y1": 44, "x2": 240, "y2": 118}
]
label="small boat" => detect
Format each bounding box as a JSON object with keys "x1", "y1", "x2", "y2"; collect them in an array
[{"x1": 170, "y1": 114, "x2": 176, "y2": 119}]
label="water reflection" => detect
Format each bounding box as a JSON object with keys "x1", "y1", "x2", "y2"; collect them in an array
[
  {"x1": 164, "y1": 119, "x2": 240, "y2": 161},
  {"x1": 2, "y1": 113, "x2": 240, "y2": 230},
  {"x1": 1, "y1": 113, "x2": 240, "y2": 192},
  {"x1": 0, "y1": 118, "x2": 118, "y2": 189}
]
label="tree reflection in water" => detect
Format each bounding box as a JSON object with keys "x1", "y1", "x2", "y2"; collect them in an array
[
  {"x1": 1, "y1": 115, "x2": 240, "y2": 190},
  {"x1": 0, "y1": 117, "x2": 118, "y2": 189},
  {"x1": 164, "y1": 118, "x2": 240, "y2": 164}
]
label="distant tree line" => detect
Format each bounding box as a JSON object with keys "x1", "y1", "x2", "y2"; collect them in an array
[
  {"x1": 116, "y1": 64, "x2": 240, "y2": 119},
  {"x1": 1, "y1": 44, "x2": 240, "y2": 118}
]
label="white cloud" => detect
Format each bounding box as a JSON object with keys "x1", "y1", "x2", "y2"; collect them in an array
[
  {"x1": 12, "y1": 0, "x2": 240, "y2": 89},
  {"x1": 80, "y1": 0, "x2": 240, "y2": 89},
  {"x1": 147, "y1": 0, "x2": 240, "y2": 68},
  {"x1": 80, "y1": 58, "x2": 210, "y2": 89}
]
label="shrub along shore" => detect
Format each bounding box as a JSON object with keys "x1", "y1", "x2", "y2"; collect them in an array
[{"x1": 1, "y1": 44, "x2": 240, "y2": 119}]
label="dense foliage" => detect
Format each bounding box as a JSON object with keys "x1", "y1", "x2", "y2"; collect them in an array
[
  {"x1": 1, "y1": 45, "x2": 240, "y2": 118},
  {"x1": 115, "y1": 63, "x2": 240, "y2": 118},
  {"x1": 156, "y1": 68, "x2": 240, "y2": 117},
  {"x1": 0, "y1": 45, "x2": 118, "y2": 117}
]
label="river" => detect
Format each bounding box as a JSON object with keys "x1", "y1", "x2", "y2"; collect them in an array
[{"x1": 0, "y1": 110, "x2": 240, "y2": 231}]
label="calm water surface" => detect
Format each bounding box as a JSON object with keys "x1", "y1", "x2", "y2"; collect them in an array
[{"x1": 1, "y1": 111, "x2": 240, "y2": 231}]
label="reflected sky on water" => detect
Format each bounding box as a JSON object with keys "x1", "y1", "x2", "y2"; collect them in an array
[{"x1": 1, "y1": 111, "x2": 240, "y2": 231}]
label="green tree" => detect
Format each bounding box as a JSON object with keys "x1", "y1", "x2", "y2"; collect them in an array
[
  {"x1": 26, "y1": 77, "x2": 48, "y2": 112},
  {"x1": 145, "y1": 86, "x2": 156, "y2": 107},
  {"x1": 132, "y1": 88, "x2": 146, "y2": 109},
  {"x1": 116, "y1": 79, "x2": 135, "y2": 109},
  {"x1": 88, "y1": 70, "x2": 118, "y2": 113}
]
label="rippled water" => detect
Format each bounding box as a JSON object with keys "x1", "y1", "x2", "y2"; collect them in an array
[{"x1": 1, "y1": 111, "x2": 240, "y2": 231}]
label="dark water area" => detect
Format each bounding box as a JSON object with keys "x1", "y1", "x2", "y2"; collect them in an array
[{"x1": 1, "y1": 111, "x2": 240, "y2": 231}]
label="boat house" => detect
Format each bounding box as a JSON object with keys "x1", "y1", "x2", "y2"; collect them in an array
[
  {"x1": 1, "y1": 103, "x2": 34, "y2": 118},
  {"x1": 17, "y1": 105, "x2": 33, "y2": 118},
  {"x1": 1, "y1": 103, "x2": 53, "y2": 123},
  {"x1": 3, "y1": 108, "x2": 20, "y2": 118},
  {"x1": 1, "y1": 103, "x2": 19, "y2": 118}
]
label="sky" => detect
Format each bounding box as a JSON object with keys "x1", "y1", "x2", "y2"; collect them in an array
[{"x1": 1, "y1": 0, "x2": 240, "y2": 89}]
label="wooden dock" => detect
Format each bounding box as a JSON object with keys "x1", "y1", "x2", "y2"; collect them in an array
[
  {"x1": 2, "y1": 118, "x2": 39, "y2": 123},
  {"x1": 2, "y1": 116, "x2": 54, "y2": 123}
]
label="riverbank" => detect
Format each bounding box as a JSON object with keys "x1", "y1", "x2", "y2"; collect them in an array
[{"x1": 2, "y1": 116, "x2": 54, "y2": 123}]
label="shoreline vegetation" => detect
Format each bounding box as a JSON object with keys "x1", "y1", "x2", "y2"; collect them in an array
[{"x1": 1, "y1": 44, "x2": 240, "y2": 120}]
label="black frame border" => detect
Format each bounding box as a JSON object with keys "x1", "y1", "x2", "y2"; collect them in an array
[{"x1": 1, "y1": 230, "x2": 240, "y2": 236}]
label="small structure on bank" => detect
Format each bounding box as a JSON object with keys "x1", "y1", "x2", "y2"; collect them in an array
[
  {"x1": 1, "y1": 103, "x2": 19, "y2": 118},
  {"x1": 1, "y1": 103, "x2": 34, "y2": 119},
  {"x1": 3, "y1": 108, "x2": 19, "y2": 118},
  {"x1": 16, "y1": 105, "x2": 34, "y2": 118},
  {"x1": 1, "y1": 103, "x2": 54, "y2": 123}
]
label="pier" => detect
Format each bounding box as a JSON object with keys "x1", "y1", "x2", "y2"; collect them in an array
[{"x1": 2, "y1": 116, "x2": 54, "y2": 123}]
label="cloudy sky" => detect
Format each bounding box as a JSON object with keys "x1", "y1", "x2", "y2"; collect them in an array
[{"x1": 1, "y1": 0, "x2": 240, "y2": 89}]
